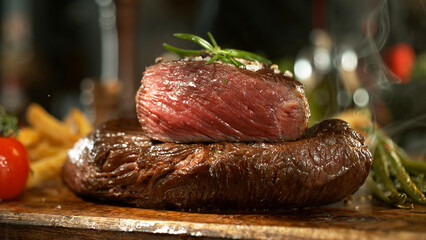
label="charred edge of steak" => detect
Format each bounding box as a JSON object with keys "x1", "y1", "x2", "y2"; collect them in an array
[
  {"x1": 63, "y1": 118, "x2": 372, "y2": 210},
  {"x1": 135, "y1": 60, "x2": 310, "y2": 143}
]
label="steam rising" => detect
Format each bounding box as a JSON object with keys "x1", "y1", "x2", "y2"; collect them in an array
[
  {"x1": 293, "y1": 0, "x2": 419, "y2": 127},
  {"x1": 359, "y1": 0, "x2": 397, "y2": 88},
  {"x1": 359, "y1": 0, "x2": 390, "y2": 58}
]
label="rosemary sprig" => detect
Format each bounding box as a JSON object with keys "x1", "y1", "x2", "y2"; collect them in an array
[{"x1": 163, "y1": 32, "x2": 272, "y2": 68}]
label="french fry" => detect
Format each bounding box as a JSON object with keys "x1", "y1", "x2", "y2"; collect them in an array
[
  {"x1": 27, "y1": 140, "x2": 68, "y2": 162},
  {"x1": 16, "y1": 127, "x2": 41, "y2": 148},
  {"x1": 26, "y1": 103, "x2": 79, "y2": 146},
  {"x1": 64, "y1": 108, "x2": 93, "y2": 137},
  {"x1": 335, "y1": 109, "x2": 374, "y2": 137},
  {"x1": 18, "y1": 103, "x2": 93, "y2": 189},
  {"x1": 26, "y1": 150, "x2": 68, "y2": 189},
  {"x1": 64, "y1": 113, "x2": 78, "y2": 135}
]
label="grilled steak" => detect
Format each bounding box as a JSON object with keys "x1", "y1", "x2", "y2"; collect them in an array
[
  {"x1": 63, "y1": 118, "x2": 372, "y2": 210},
  {"x1": 135, "y1": 60, "x2": 310, "y2": 143}
]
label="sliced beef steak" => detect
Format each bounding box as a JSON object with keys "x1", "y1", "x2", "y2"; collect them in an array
[
  {"x1": 135, "y1": 60, "x2": 310, "y2": 143},
  {"x1": 63, "y1": 118, "x2": 372, "y2": 210}
]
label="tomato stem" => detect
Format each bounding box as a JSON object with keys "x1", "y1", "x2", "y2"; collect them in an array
[{"x1": 0, "y1": 106, "x2": 20, "y2": 137}]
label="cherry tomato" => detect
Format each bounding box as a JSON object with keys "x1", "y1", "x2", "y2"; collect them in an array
[
  {"x1": 0, "y1": 137, "x2": 30, "y2": 200},
  {"x1": 384, "y1": 43, "x2": 415, "y2": 83}
]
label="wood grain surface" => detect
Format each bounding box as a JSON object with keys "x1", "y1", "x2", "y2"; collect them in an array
[{"x1": 1, "y1": 179, "x2": 425, "y2": 240}]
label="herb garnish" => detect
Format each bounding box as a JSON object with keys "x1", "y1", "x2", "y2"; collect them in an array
[
  {"x1": 0, "y1": 106, "x2": 19, "y2": 137},
  {"x1": 163, "y1": 32, "x2": 272, "y2": 68}
]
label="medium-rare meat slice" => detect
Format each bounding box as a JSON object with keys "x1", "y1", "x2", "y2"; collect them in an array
[
  {"x1": 135, "y1": 60, "x2": 310, "y2": 143},
  {"x1": 63, "y1": 118, "x2": 372, "y2": 210}
]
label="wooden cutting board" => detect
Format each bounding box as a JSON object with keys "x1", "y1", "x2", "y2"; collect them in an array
[{"x1": 1, "y1": 179, "x2": 425, "y2": 240}]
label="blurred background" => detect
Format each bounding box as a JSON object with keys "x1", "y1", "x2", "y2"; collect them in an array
[{"x1": 0, "y1": 0, "x2": 425, "y2": 155}]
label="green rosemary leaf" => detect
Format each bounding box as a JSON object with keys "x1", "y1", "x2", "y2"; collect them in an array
[
  {"x1": 225, "y1": 49, "x2": 272, "y2": 65},
  {"x1": 163, "y1": 43, "x2": 202, "y2": 57},
  {"x1": 207, "y1": 32, "x2": 219, "y2": 49},
  {"x1": 173, "y1": 33, "x2": 214, "y2": 51},
  {"x1": 228, "y1": 56, "x2": 244, "y2": 68},
  {"x1": 163, "y1": 32, "x2": 272, "y2": 68},
  {"x1": 218, "y1": 55, "x2": 234, "y2": 65},
  {"x1": 218, "y1": 54, "x2": 243, "y2": 67},
  {"x1": 205, "y1": 53, "x2": 221, "y2": 65}
]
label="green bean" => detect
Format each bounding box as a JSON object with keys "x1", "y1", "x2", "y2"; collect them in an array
[
  {"x1": 400, "y1": 157, "x2": 426, "y2": 176},
  {"x1": 372, "y1": 144, "x2": 407, "y2": 205},
  {"x1": 393, "y1": 144, "x2": 426, "y2": 175},
  {"x1": 362, "y1": 125, "x2": 426, "y2": 206},
  {"x1": 411, "y1": 175, "x2": 426, "y2": 193},
  {"x1": 379, "y1": 138, "x2": 426, "y2": 205},
  {"x1": 365, "y1": 175, "x2": 412, "y2": 209}
]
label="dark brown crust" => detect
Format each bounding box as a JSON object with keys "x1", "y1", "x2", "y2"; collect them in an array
[{"x1": 63, "y1": 119, "x2": 372, "y2": 210}]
